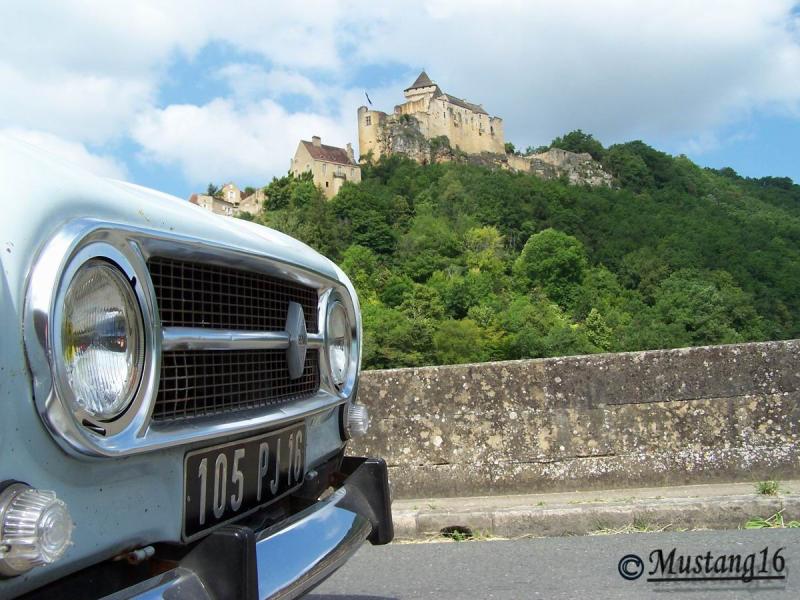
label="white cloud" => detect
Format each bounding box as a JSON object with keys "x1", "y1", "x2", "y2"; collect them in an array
[
  {"x1": 0, "y1": 0, "x2": 205, "y2": 144},
  {"x1": 351, "y1": 0, "x2": 800, "y2": 147},
  {"x1": 3, "y1": 129, "x2": 128, "y2": 179},
  {"x1": 0, "y1": 66, "x2": 153, "y2": 144},
  {"x1": 1, "y1": 0, "x2": 799, "y2": 186},
  {"x1": 215, "y1": 64, "x2": 327, "y2": 105},
  {"x1": 132, "y1": 98, "x2": 352, "y2": 186}
]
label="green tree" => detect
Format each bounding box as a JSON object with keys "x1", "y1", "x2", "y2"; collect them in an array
[
  {"x1": 252, "y1": 138, "x2": 800, "y2": 369},
  {"x1": 585, "y1": 308, "x2": 613, "y2": 351},
  {"x1": 433, "y1": 319, "x2": 490, "y2": 365},
  {"x1": 380, "y1": 274, "x2": 414, "y2": 308},
  {"x1": 361, "y1": 301, "x2": 434, "y2": 368},
  {"x1": 513, "y1": 228, "x2": 588, "y2": 307},
  {"x1": 330, "y1": 183, "x2": 396, "y2": 254},
  {"x1": 264, "y1": 174, "x2": 295, "y2": 210},
  {"x1": 497, "y1": 295, "x2": 595, "y2": 359},
  {"x1": 397, "y1": 207, "x2": 461, "y2": 281},
  {"x1": 463, "y1": 226, "x2": 506, "y2": 273},
  {"x1": 339, "y1": 244, "x2": 381, "y2": 298},
  {"x1": 603, "y1": 146, "x2": 654, "y2": 191},
  {"x1": 550, "y1": 130, "x2": 606, "y2": 161},
  {"x1": 642, "y1": 269, "x2": 764, "y2": 348}
]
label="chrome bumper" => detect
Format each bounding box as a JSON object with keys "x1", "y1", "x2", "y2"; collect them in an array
[{"x1": 102, "y1": 457, "x2": 393, "y2": 600}]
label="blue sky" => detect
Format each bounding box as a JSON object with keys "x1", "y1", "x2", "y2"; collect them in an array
[{"x1": 2, "y1": 1, "x2": 798, "y2": 199}]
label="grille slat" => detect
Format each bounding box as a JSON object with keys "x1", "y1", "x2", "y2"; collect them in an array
[
  {"x1": 148, "y1": 257, "x2": 319, "y2": 333},
  {"x1": 153, "y1": 349, "x2": 319, "y2": 422},
  {"x1": 147, "y1": 257, "x2": 322, "y2": 423}
]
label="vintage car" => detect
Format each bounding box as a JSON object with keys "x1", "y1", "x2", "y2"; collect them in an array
[{"x1": 0, "y1": 136, "x2": 392, "y2": 599}]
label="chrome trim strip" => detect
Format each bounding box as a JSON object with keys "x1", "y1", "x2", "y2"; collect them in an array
[
  {"x1": 24, "y1": 218, "x2": 360, "y2": 458},
  {"x1": 162, "y1": 327, "x2": 325, "y2": 351}
]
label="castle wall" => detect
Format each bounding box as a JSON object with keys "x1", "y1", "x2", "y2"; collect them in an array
[{"x1": 392, "y1": 100, "x2": 504, "y2": 157}]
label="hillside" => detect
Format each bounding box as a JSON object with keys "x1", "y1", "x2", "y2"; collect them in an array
[{"x1": 240, "y1": 133, "x2": 800, "y2": 370}]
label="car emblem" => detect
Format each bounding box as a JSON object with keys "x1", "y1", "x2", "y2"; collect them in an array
[{"x1": 285, "y1": 301, "x2": 308, "y2": 380}]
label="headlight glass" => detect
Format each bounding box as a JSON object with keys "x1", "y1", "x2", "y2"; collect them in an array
[
  {"x1": 327, "y1": 301, "x2": 352, "y2": 387},
  {"x1": 60, "y1": 260, "x2": 144, "y2": 421}
]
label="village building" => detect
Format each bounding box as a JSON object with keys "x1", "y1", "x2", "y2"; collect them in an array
[
  {"x1": 189, "y1": 192, "x2": 236, "y2": 216},
  {"x1": 290, "y1": 136, "x2": 361, "y2": 199},
  {"x1": 219, "y1": 182, "x2": 240, "y2": 206},
  {"x1": 358, "y1": 71, "x2": 504, "y2": 161},
  {"x1": 238, "y1": 188, "x2": 265, "y2": 214},
  {"x1": 189, "y1": 181, "x2": 265, "y2": 216}
]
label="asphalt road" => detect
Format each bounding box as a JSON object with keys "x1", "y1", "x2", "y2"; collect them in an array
[{"x1": 310, "y1": 529, "x2": 798, "y2": 599}]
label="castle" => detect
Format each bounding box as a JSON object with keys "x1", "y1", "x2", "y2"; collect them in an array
[
  {"x1": 358, "y1": 71, "x2": 505, "y2": 161},
  {"x1": 189, "y1": 72, "x2": 609, "y2": 213}
]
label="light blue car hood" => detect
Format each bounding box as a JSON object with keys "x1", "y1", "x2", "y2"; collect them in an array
[{"x1": 0, "y1": 134, "x2": 345, "y2": 313}]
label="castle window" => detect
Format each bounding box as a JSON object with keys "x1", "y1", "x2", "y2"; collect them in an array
[
  {"x1": 351, "y1": 168, "x2": 355, "y2": 178},
  {"x1": 322, "y1": 163, "x2": 327, "y2": 174},
  {"x1": 365, "y1": 116, "x2": 372, "y2": 126},
  {"x1": 325, "y1": 181, "x2": 329, "y2": 188}
]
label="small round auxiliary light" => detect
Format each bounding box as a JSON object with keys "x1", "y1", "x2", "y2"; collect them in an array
[
  {"x1": 344, "y1": 402, "x2": 370, "y2": 439},
  {"x1": 0, "y1": 483, "x2": 74, "y2": 576}
]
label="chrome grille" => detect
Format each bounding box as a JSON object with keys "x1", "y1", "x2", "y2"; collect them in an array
[
  {"x1": 153, "y1": 349, "x2": 320, "y2": 422},
  {"x1": 148, "y1": 257, "x2": 319, "y2": 333},
  {"x1": 148, "y1": 256, "x2": 322, "y2": 422}
]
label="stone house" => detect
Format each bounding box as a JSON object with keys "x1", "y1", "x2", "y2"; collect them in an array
[
  {"x1": 189, "y1": 193, "x2": 236, "y2": 216},
  {"x1": 189, "y1": 182, "x2": 267, "y2": 216},
  {"x1": 239, "y1": 188, "x2": 266, "y2": 214},
  {"x1": 358, "y1": 71, "x2": 504, "y2": 161},
  {"x1": 219, "y1": 182, "x2": 241, "y2": 206},
  {"x1": 290, "y1": 136, "x2": 361, "y2": 199}
]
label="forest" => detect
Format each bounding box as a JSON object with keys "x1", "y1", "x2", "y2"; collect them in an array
[{"x1": 236, "y1": 131, "x2": 800, "y2": 370}]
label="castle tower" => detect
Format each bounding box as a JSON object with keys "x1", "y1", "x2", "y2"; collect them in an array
[
  {"x1": 357, "y1": 105, "x2": 386, "y2": 162},
  {"x1": 403, "y1": 71, "x2": 439, "y2": 102}
]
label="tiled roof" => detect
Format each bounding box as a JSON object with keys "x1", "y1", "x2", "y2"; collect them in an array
[
  {"x1": 301, "y1": 141, "x2": 357, "y2": 166},
  {"x1": 437, "y1": 92, "x2": 488, "y2": 115},
  {"x1": 405, "y1": 70, "x2": 434, "y2": 91}
]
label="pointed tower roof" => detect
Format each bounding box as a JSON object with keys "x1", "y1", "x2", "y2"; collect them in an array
[{"x1": 404, "y1": 70, "x2": 434, "y2": 92}]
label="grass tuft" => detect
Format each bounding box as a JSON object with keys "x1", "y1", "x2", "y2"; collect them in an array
[
  {"x1": 756, "y1": 480, "x2": 780, "y2": 496},
  {"x1": 744, "y1": 510, "x2": 800, "y2": 529}
]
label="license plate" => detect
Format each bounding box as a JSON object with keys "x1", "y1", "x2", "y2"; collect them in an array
[{"x1": 183, "y1": 423, "x2": 306, "y2": 540}]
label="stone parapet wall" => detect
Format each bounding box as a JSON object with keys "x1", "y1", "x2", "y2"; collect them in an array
[{"x1": 350, "y1": 340, "x2": 800, "y2": 499}]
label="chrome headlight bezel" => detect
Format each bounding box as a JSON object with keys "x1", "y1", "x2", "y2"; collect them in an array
[
  {"x1": 52, "y1": 253, "x2": 146, "y2": 432},
  {"x1": 26, "y1": 234, "x2": 162, "y2": 451},
  {"x1": 323, "y1": 292, "x2": 359, "y2": 397}
]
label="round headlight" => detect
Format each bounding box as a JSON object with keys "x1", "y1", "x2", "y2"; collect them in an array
[
  {"x1": 327, "y1": 301, "x2": 352, "y2": 387},
  {"x1": 60, "y1": 260, "x2": 145, "y2": 421}
]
